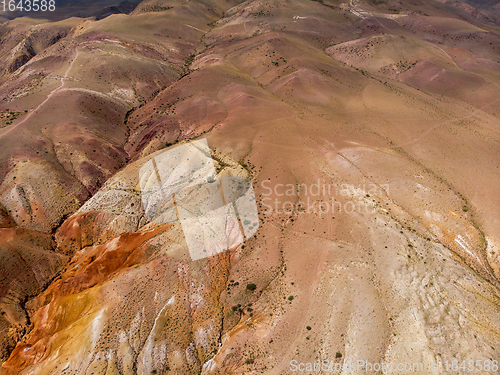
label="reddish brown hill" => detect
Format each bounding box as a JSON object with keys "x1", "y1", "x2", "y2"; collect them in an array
[{"x1": 0, "y1": 0, "x2": 500, "y2": 373}]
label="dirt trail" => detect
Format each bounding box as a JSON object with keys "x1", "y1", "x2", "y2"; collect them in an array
[
  {"x1": 395, "y1": 47, "x2": 500, "y2": 148},
  {"x1": 0, "y1": 48, "x2": 80, "y2": 138}
]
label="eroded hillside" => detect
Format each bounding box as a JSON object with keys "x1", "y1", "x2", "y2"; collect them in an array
[{"x1": 0, "y1": 0, "x2": 500, "y2": 374}]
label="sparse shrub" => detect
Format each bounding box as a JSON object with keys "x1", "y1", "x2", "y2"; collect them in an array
[
  {"x1": 140, "y1": 5, "x2": 172, "y2": 12},
  {"x1": 185, "y1": 54, "x2": 195, "y2": 66},
  {"x1": 246, "y1": 283, "x2": 257, "y2": 291}
]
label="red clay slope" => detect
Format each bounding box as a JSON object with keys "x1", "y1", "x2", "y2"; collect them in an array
[{"x1": 1, "y1": 0, "x2": 500, "y2": 373}]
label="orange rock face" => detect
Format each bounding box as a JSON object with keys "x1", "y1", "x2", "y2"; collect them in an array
[{"x1": 1, "y1": 0, "x2": 500, "y2": 373}]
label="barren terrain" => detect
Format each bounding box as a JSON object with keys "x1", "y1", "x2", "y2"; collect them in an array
[{"x1": 0, "y1": 0, "x2": 500, "y2": 374}]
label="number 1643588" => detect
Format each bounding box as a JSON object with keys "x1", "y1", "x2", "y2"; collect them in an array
[{"x1": 2, "y1": 0, "x2": 55, "y2": 11}]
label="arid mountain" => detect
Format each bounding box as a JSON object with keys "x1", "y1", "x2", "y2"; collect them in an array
[
  {"x1": 0, "y1": 0, "x2": 500, "y2": 374},
  {"x1": 0, "y1": 0, "x2": 142, "y2": 22}
]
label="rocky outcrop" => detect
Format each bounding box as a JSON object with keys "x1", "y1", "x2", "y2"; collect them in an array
[{"x1": 1, "y1": 0, "x2": 500, "y2": 373}]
